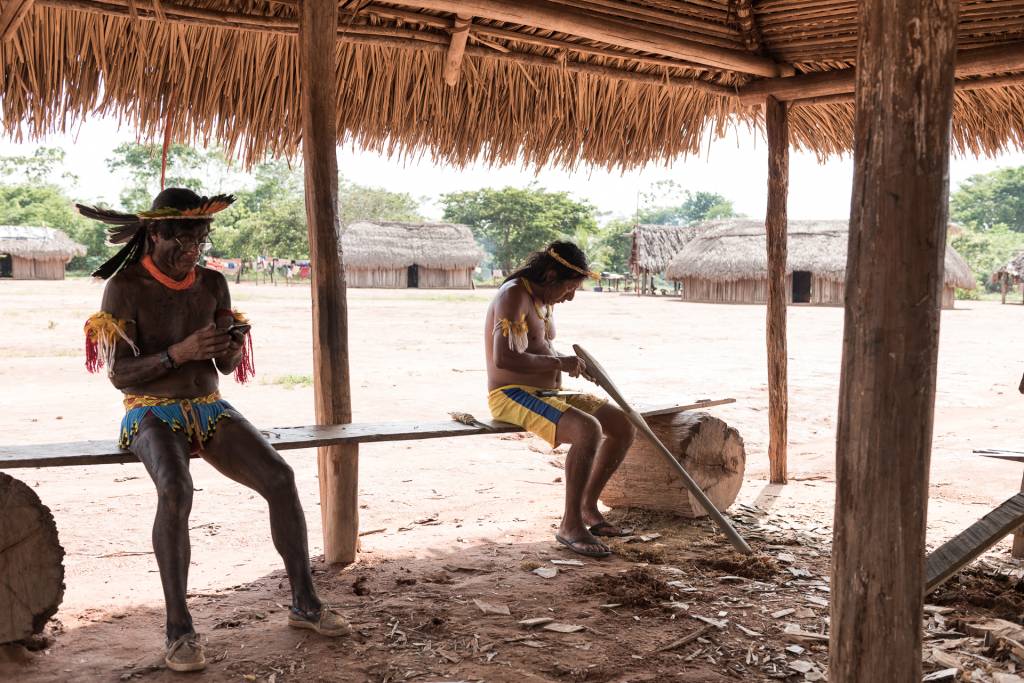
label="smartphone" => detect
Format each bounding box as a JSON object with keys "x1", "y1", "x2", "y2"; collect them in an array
[{"x1": 226, "y1": 323, "x2": 251, "y2": 339}]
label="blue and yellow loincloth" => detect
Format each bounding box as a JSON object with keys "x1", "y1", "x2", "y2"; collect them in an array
[
  {"x1": 120, "y1": 391, "x2": 234, "y2": 451},
  {"x1": 487, "y1": 385, "x2": 606, "y2": 447}
]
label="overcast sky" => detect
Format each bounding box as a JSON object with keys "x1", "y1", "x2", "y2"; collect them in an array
[{"x1": 3, "y1": 114, "x2": 1023, "y2": 224}]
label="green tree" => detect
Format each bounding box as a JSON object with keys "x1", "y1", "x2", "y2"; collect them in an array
[
  {"x1": 635, "y1": 180, "x2": 737, "y2": 226},
  {"x1": 440, "y1": 185, "x2": 597, "y2": 272},
  {"x1": 951, "y1": 167, "x2": 1024, "y2": 232},
  {"x1": 211, "y1": 163, "x2": 427, "y2": 259},
  {"x1": 950, "y1": 224, "x2": 1024, "y2": 291},
  {"x1": 0, "y1": 147, "x2": 112, "y2": 272},
  {"x1": 0, "y1": 147, "x2": 76, "y2": 184},
  {"x1": 106, "y1": 143, "x2": 231, "y2": 211},
  {"x1": 597, "y1": 218, "x2": 635, "y2": 274},
  {"x1": 338, "y1": 178, "x2": 424, "y2": 226}
]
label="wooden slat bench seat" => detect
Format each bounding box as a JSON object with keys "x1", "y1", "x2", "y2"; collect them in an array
[{"x1": 0, "y1": 399, "x2": 735, "y2": 470}]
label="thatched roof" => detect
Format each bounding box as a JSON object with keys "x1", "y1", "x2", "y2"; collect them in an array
[
  {"x1": 665, "y1": 219, "x2": 977, "y2": 289},
  {"x1": 629, "y1": 224, "x2": 702, "y2": 275},
  {"x1": 993, "y1": 251, "x2": 1024, "y2": 283},
  {"x1": 4, "y1": 2, "x2": 1024, "y2": 168},
  {"x1": 0, "y1": 225, "x2": 86, "y2": 260},
  {"x1": 341, "y1": 221, "x2": 483, "y2": 269}
]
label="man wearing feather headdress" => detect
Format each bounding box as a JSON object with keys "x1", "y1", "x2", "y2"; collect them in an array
[
  {"x1": 79, "y1": 188, "x2": 350, "y2": 673},
  {"x1": 485, "y1": 241, "x2": 636, "y2": 559}
]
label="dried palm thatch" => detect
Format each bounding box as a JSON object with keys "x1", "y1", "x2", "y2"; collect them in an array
[
  {"x1": 665, "y1": 219, "x2": 977, "y2": 289},
  {"x1": 341, "y1": 221, "x2": 483, "y2": 270},
  {"x1": 992, "y1": 251, "x2": 1024, "y2": 285},
  {"x1": 629, "y1": 224, "x2": 702, "y2": 275},
  {"x1": 0, "y1": 225, "x2": 86, "y2": 260},
  {"x1": 4, "y1": 1, "x2": 1024, "y2": 169}
]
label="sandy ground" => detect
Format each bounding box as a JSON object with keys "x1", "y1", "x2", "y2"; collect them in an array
[{"x1": 1, "y1": 280, "x2": 1023, "y2": 682}]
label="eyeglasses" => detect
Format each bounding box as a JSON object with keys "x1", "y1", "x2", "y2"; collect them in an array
[{"x1": 173, "y1": 236, "x2": 213, "y2": 252}]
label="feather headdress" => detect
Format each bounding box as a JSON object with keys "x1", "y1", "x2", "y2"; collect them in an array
[{"x1": 77, "y1": 189, "x2": 235, "y2": 280}]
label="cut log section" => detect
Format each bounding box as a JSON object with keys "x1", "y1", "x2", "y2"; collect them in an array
[
  {"x1": 0, "y1": 472, "x2": 64, "y2": 644},
  {"x1": 600, "y1": 412, "x2": 745, "y2": 517}
]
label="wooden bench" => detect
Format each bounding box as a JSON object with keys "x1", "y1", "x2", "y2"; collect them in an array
[
  {"x1": 0, "y1": 398, "x2": 736, "y2": 644},
  {"x1": 925, "y1": 449, "x2": 1024, "y2": 593},
  {"x1": 0, "y1": 399, "x2": 735, "y2": 469}
]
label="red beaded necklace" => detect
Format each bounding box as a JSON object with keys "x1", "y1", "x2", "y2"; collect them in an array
[{"x1": 141, "y1": 255, "x2": 197, "y2": 291}]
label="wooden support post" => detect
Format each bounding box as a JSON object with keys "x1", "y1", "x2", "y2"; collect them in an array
[
  {"x1": 300, "y1": 0, "x2": 358, "y2": 564},
  {"x1": 765, "y1": 95, "x2": 788, "y2": 485},
  {"x1": 443, "y1": 14, "x2": 471, "y2": 86},
  {"x1": 1002, "y1": 277, "x2": 1008, "y2": 304},
  {"x1": 830, "y1": 0, "x2": 959, "y2": 679}
]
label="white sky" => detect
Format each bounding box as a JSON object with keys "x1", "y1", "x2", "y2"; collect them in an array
[{"x1": 3, "y1": 115, "x2": 1024, "y2": 223}]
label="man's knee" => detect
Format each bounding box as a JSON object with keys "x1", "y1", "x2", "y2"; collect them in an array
[
  {"x1": 157, "y1": 478, "x2": 194, "y2": 518},
  {"x1": 262, "y1": 461, "x2": 298, "y2": 500},
  {"x1": 574, "y1": 414, "x2": 603, "y2": 451},
  {"x1": 601, "y1": 407, "x2": 636, "y2": 444}
]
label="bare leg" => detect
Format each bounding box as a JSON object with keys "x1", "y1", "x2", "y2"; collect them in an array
[
  {"x1": 130, "y1": 414, "x2": 195, "y2": 642},
  {"x1": 553, "y1": 408, "x2": 608, "y2": 555},
  {"x1": 200, "y1": 411, "x2": 320, "y2": 614},
  {"x1": 581, "y1": 403, "x2": 636, "y2": 532}
]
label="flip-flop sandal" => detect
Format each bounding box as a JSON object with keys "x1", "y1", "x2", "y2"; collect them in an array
[
  {"x1": 288, "y1": 606, "x2": 352, "y2": 637},
  {"x1": 555, "y1": 533, "x2": 612, "y2": 558},
  {"x1": 588, "y1": 522, "x2": 635, "y2": 538}
]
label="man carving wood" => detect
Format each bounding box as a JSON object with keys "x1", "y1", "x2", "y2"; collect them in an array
[
  {"x1": 79, "y1": 188, "x2": 349, "y2": 673},
  {"x1": 485, "y1": 241, "x2": 636, "y2": 558}
]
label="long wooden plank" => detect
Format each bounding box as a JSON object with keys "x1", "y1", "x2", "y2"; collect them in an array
[
  {"x1": 0, "y1": 400, "x2": 735, "y2": 470},
  {"x1": 738, "y1": 41, "x2": 1024, "y2": 105},
  {"x1": 926, "y1": 493, "x2": 1024, "y2": 593},
  {"x1": 386, "y1": 0, "x2": 791, "y2": 77}
]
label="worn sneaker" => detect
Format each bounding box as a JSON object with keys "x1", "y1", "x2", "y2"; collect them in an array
[
  {"x1": 288, "y1": 606, "x2": 352, "y2": 637},
  {"x1": 165, "y1": 633, "x2": 206, "y2": 672}
]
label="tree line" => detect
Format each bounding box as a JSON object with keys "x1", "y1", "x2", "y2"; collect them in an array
[
  {"x1": 5, "y1": 142, "x2": 1021, "y2": 289},
  {"x1": 0, "y1": 144, "x2": 738, "y2": 277}
]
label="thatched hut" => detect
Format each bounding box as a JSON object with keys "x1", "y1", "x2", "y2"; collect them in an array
[
  {"x1": 992, "y1": 252, "x2": 1024, "y2": 303},
  {"x1": 0, "y1": 226, "x2": 86, "y2": 280},
  {"x1": 666, "y1": 220, "x2": 976, "y2": 308},
  {"x1": 629, "y1": 224, "x2": 700, "y2": 293},
  {"x1": 341, "y1": 221, "x2": 482, "y2": 289}
]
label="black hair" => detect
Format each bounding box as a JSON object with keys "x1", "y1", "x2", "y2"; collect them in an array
[{"x1": 504, "y1": 240, "x2": 591, "y2": 285}]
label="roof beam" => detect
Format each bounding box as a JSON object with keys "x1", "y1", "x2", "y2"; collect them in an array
[
  {"x1": 731, "y1": 0, "x2": 763, "y2": 54},
  {"x1": 442, "y1": 13, "x2": 471, "y2": 86},
  {"x1": 38, "y1": 0, "x2": 733, "y2": 97},
  {"x1": 0, "y1": 0, "x2": 34, "y2": 42},
  {"x1": 387, "y1": 0, "x2": 793, "y2": 77},
  {"x1": 738, "y1": 41, "x2": 1024, "y2": 105}
]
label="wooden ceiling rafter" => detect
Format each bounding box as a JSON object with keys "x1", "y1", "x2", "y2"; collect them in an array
[{"x1": 382, "y1": 0, "x2": 794, "y2": 76}]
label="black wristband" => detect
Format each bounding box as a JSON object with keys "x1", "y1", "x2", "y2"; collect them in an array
[{"x1": 160, "y1": 350, "x2": 179, "y2": 370}]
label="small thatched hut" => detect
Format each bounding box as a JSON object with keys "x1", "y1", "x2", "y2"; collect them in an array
[
  {"x1": 666, "y1": 219, "x2": 976, "y2": 309},
  {"x1": 340, "y1": 221, "x2": 483, "y2": 289},
  {"x1": 992, "y1": 251, "x2": 1024, "y2": 303},
  {"x1": 629, "y1": 224, "x2": 701, "y2": 277},
  {"x1": 629, "y1": 224, "x2": 700, "y2": 293},
  {"x1": 0, "y1": 226, "x2": 86, "y2": 280}
]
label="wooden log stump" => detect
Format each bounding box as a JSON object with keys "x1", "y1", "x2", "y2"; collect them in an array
[
  {"x1": 0, "y1": 472, "x2": 64, "y2": 644},
  {"x1": 600, "y1": 412, "x2": 745, "y2": 517}
]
